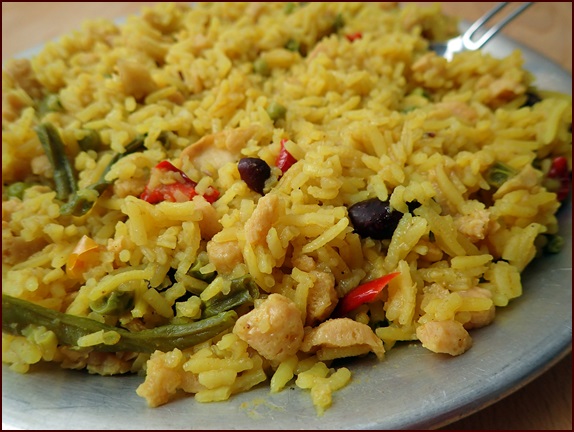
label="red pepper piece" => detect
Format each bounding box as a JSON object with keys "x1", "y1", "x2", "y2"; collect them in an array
[
  {"x1": 547, "y1": 156, "x2": 571, "y2": 202},
  {"x1": 140, "y1": 160, "x2": 219, "y2": 204},
  {"x1": 335, "y1": 272, "x2": 400, "y2": 316},
  {"x1": 345, "y1": 32, "x2": 362, "y2": 42},
  {"x1": 275, "y1": 139, "x2": 297, "y2": 173}
]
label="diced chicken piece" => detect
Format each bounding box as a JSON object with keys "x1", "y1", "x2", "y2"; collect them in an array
[
  {"x1": 206, "y1": 239, "x2": 244, "y2": 274},
  {"x1": 180, "y1": 125, "x2": 265, "y2": 175},
  {"x1": 244, "y1": 193, "x2": 280, "y2": 245},
  {"x1": 193, "y1": 195, "x2": 222, "y2": 240},
  {"x1": 136, "y1": 349, "x2": 202, "y2": 407},
  {"x1": 301, "y1": 318, "x2": 385, "y2": 360},
  {"x1": 233, "y1": 293, "x2": 304, "y2": 362},
  {"x1": 416, "y1": 319, "x2": 472, "y2": 356},
  {"x1": 454, "y1": 208, "x2": 491, "y2": 241},
  {"x1": 459, "y1": 287, "x2": 496, "y2": 330},
  {"x1": 433, "y1": 101, "x2": 478, "y2": 123},
  {"x1": 112, "y1": 177, "x2": 148, "y2": 198},
  {"x1": 488, "y1": 77, "x2": 526, "y2": 103},
  {"x1": 305, "y1": 271, "x2": 338, "y2": 326},
  {"x1": 116, "y1": 60, "x2": 158, "y2": 101}
]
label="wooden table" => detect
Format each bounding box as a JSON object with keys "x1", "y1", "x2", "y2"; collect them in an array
[{"x1": 2, "y1": 2, "x2": 572, "y2": 430}]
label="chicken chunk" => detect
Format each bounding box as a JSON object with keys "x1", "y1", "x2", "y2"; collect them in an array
[
  {"x1": 136, "y1": 349, "x2": 202, "y2": 407},
  {"x1": 116, "y1": 60, "x2": 158, "y2": 101},
  {"x1": 192, "y1": 195, "x2": 222, "y2": 240},
  {"x1": 416, "y1": 319, "x2": 472, "y2": 356},
  {"x1": 233, "y1": 294, "x2": 304, "y2": 362},
  {"x1": 454, "y1": 208, "x2": 492, "y2": 241},
  {"x1": 206, "y1": 239, "x2": 244, "y2": 274},
  {"x1": 244, "y1": 193, "x2": 280, "y2": 245},
  {"x1": 459, "y1": 287, "x2": 496, "y2": 330},
  {"x1": 305, "y1": 271, "x2": 338, "y2": 326},
  {"x1": 180, "y1": 125, "x2": 266, "y2": 175},
  {"x1": 301, "y1": 318, "x2": 385, "y2": 360}
]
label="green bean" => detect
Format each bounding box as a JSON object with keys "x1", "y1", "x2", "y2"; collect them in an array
[
  {"x1": 60, "y1": 134, "x2": 146, "y2": 216},
  {"x1": 188, "y1": 251, "x2": 216, "y2": 282},
  {"x1": 2, "y1": 294, "x2": 237, "y2": 353},
  {"x1": 77, "y1": 129, "x2": 102, "y2": 152},
  {"x1": 37, "y1": 94, "x2": 63, "y2": 117},
  {"x1": 35, "y1": 123, "x2": 77, "y2": 201},
  {"x1": 89, "y1": 291, "x2": 133, "y2": 315},
  {"x1": 202, "y1": 275, "x2": 260, "y2": 318}
]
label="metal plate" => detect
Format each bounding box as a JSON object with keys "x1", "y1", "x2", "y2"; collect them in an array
[{"x1": 2, "y1": 29, "x2": 572, "y2": 431}]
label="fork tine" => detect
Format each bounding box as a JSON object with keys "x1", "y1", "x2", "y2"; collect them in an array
[{"x1": 462, "y1": 2, "x2": 535, "y2": 51}]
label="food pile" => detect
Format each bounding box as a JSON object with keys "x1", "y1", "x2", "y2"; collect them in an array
[{"x1": 2, "y1": 2, "x2": 571, "y2": 415}]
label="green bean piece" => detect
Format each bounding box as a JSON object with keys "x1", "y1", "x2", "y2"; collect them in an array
[
  {"x1": 188, "y1": 251, "x2": 216, "y2": 282},
  {"x1": 485, "y1": 161, "x2": 517, "y2": 189},
  {"x1": 2, "y1": 294, "x2": 237, "y2": 353},
  {"x1": 202, "y1": 275, "x2": 260, "y2": 318},
  {"x1": 89, "y1": 291, "x2": 133, "y2": 315},
  {"x1": 37, "y1": 94, "x2": 63, "y2": 117},
  {"x1": 285, "y1": 38, "x2": 300, "y2": 53},
  {"x1": 35, "y1": 123, "x2": 77, "y2": 201},
  {"x1": 333, "y1": 13, "x2": 345, "y2": 32},
  {"x1": 266, "y1": 101, "x2": 287, "y2": 122},
  {"x1": 60, "y1": 134, "x2": 146, "y2": 216},
  {"x1": 77, "y1": 130, "x2": 102, "y2": 152},
  {"x1": 6, "y1": 182, "x2": 33, "y2": 200}
]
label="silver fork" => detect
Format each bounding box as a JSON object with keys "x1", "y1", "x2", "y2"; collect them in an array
[{"x1": 429, "y1": 2, "x2": 535, "y2": 60}]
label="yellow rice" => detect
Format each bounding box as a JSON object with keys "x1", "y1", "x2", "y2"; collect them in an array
[{"x1": 2, "y1": 2, "x2": 571, "y2": 415}]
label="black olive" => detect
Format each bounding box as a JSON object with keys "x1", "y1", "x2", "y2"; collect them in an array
[
  {"x1": 348, "y1": 198, "x2": 418, "y2": 240},
  {"x1": 238, "y1": 157, "x2": 271, "y2": 195},
  {"x1": 521, "y1": 91, "x2": 542, "y2": 108}
]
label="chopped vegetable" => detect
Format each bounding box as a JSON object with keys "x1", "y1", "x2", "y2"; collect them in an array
[
  {"x1": 253, "y1": 58, "x2": 270, "y2": 76},
  {"x1": 77, "y1": 129, "x2": 102, "y2": 152},
  {"x1": 89, "y1": 291, "x2": 133, "y2": 315},
  {"x1": 140, "y1": 160, "x2": 220, "y2": 204},
  {"x1": 345, "y1": 32, "x2": 362, "y2": 42},
  {"x1": 202, "y1": 275, "x2": 260, "y2": 318},
  {"x1": 544, "y1": 234, "x2": 565, "y2": 254},
  {"x1": 544, "y1": 156, "x2": 571, "y2": 202},
  {"x1": 66, "y1": 235, "x2": 101, "y2": 279},
  {"x1": 35, "y1": 123, "x2": 77, "y2": 201},
  {"x1": 2, "y1": 294, "x2": 237, "y2": 353},
  {"x1": 60, "y1": 134, "x2": 147, "y2": 216},
  {"x1": 6, "y1": 182, "x2": 33, "y2": 200},
  {"x1": 335, "y1": 272, "x2": 400, "y2": 316},
  {"x1": 275, "y1": 138, "x2": 297, "y2": 173},
  {"x1": 266, "y1": 101, "x2": 287, "y2": 122},
  {"x1": 285, "y1": 38, "x2": 300, "y2": 53},
  {"x1": 485, "y1": 161, "x2": 517, "y2": 189}
]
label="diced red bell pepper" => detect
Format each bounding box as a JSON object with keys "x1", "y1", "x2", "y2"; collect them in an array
[
  {"x1": 275, "y1": 138, "x2": 297, "y2": 173},
  {"x1": 345, "y1": 32, "x2": 362, "y2": 42},
  {"x1": 140, "y1": 160, "x2": 219, "y2": 204},
  {"x1": 547, "y1": 156, "x2": 571, "y2": 202},
  {"x1": 335, "y1": 272, "x2": 400, "y2": 316}
]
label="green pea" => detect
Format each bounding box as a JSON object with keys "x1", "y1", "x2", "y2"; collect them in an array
[{"x1": 266, "y1": 101, "x2": 287, "y2": 122}]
